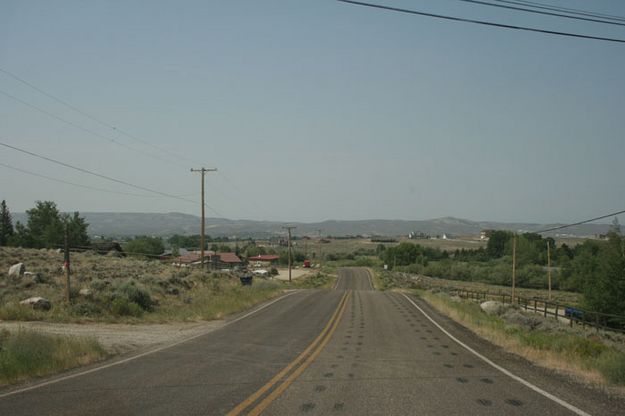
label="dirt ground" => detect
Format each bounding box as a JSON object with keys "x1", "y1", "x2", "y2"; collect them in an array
[
  {"x1": 271, "y1": 268, "x2": 314, "y2": 281},
  {"x1": 0, "y1": 320, "x2": 226, "y2": 354}
]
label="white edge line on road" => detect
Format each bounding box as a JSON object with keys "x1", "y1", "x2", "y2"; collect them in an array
[
  {"x1": 401, "y1": 293, "x2": 592, "y2": 416},
  {"x1": 365, "y1": 269, "x2": 374, "y2": 290},
  {"x1": 333, "y1": 274, "x2": 341, "y2": 290},
  {"x1": 0, "y1": 290, "x2": 299, "y2": 399}
]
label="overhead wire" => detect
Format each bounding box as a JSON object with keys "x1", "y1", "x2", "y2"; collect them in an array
[
  {"x1": 0, "y1": 88, "x2": 188, "y2": 169},
  {"x1": 0, "y1": 66, "x2": 202, "y2": 167},
  {"x1": 453, "y1": 0, "x2": 625, "y2": 27},
  {"x1": 0, "y1": 162, "x2": 155, "y2": 198},
  {"x1": 337, "y1": 0, "x2": 625, "y2": 43},
  {"x1": 535, "y1": 209, "x2": 625, "y2": 234},
  {"x1": 0, "y1": 140, "x2": 223, "y2": 216},
  {"x1": 492, "y1": 0, "x2": 625, "y2": 22}
]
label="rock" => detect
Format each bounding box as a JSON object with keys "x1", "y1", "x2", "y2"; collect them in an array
[
  {"x1": 19, "y1": 297, "x2": 52, "y2": 311},
  {"x1": 79, "y1": 288, "x2": 92, "y2": 297},
  {"x1": 24, "y1": 271, "x2": 45, "y2": 283},
  {"x1": 8, "y1": 263, "x2": 25, "y2": 278},
  {"x1": 480, "y1": 300, "x2": 508, "y2": 316}
]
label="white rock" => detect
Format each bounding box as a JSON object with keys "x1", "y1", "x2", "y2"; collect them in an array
[
  {"x1": 480, "y1": 300, "x2": 507, "y2": 316},
  {"x1": 8, "y1": 263, "x2": 25, "y2": 278},
  {"x1": 79, "y1": 288, "x2": 92, "y2": 296},
  {"x1": 19, "y1": 296, "x2": 52, "y2": 311}
]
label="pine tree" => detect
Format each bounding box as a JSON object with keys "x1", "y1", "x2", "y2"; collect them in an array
[{"x1": 0, "y1": 200, "x2": 14, "y2": 246}]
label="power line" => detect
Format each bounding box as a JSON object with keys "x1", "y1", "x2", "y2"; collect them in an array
[
  {"x1": 0, "y1": 140, "x2": 226, "y2": 216},
  {"x1": 454, "y1": 0, "x2": 625, "y2": 27},
  {"x1": 0, "y1": 162, "x2": 156, "y2": 198},
  {"x1": 0, "y1": 66, "x2": 202, "y2": 167},
  {"x1": 535, "y1": 209, "x2": 625, "y2": 234},
  {"x1": 337, "y1": 0, "x2": 625, "y2": 43},
  {"x1": 0, "y1": 88, "x2": 188, "y2": 169},
  {"x1": 493, "y1": 0, "x2": 625, "y2": 23}
]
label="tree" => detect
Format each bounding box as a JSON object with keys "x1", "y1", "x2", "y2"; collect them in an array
[
  {"x1": 63, "y1": 212, "x2": 90, "y2": 248},
  {"x1": 16, "y1": 201, "x2": 63, "y2": 248},
  {"x1": 611, "y1": 217, "x2": 622, "y2": 235},
  {"x1": 0, "y1": 200, "x2": 14, "y2": 246},
  {"x1": 583, "y1": 232, "x2": 625, "y2": 317},
  {"x1": 123, "y1": 236, "x2": 164, "y2": 257},
  {"x1": 11, "y1": 201, "x2": 89, "y2": 249},
  {"x1": 486, "y1": 230, "x2": 513, "y2": 258}
]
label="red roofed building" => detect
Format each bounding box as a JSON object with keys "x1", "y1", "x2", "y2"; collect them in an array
[
  {"x1": 211, "y1": 252, "x2": 243, "y2": 270},
  {"x1": 248, "y1": 254, "x2": 280, "y2": 267}
]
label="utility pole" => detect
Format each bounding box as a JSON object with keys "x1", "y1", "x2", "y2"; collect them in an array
[
  {"x1": 511, "y1": 233, "x2": 517, "y2": 303},
  {"x1": 283, "y1": 226, "x2": 296, "y2": 282},
  {"x1": 317, "y1": 229, "x2": 323, "y2": 266},
  {"x1": 547, "y1": 240, "x2": 552, "y2": 301},
  {"x1": 191, "y1": 167, "x2": 217, "y2": 270},
  {"x1": 64, "y1": 222, "x2": 71, "y2": 303}
]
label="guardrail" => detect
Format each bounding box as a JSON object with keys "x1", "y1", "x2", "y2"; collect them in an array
[{"x1": 394, "y1": 272, "x2": 625, "y2": 334}]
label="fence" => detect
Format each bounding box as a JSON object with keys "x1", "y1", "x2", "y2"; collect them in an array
[{"x1": 396, "y1": 272, "x2": 625, "y2": 334}]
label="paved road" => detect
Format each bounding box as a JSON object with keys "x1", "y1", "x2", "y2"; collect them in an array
[{"x1": 1, "y1": 268, "x2": 622, "y2": 415}]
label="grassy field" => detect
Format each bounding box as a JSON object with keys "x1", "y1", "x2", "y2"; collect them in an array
[
  {"x1": 0, "y1": 328, "x2": 107, "y2": 386},
  {"x1": 0, "y1": 247, "x2": 294, "y2": 323}
]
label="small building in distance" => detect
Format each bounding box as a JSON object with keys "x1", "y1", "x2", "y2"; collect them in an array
[
  {"x1": 248, "y1": 254, "x2": 280, "y2": 268},
  {"x1": 480, "y1": 230, "x2": 495, "y2": 240},
  {"x1": 211, "y1": 252, "x2": 243, "y2": 270},
  {"x1": 90, "y1": 241, "x2": 125, "y2": 256}
]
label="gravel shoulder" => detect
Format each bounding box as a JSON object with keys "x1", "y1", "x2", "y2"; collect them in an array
[{"x1": 0, "y1": 320, "x2": 226, "y2": 354}]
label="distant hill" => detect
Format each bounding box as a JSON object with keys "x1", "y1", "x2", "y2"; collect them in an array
[{"x1": 11, "y1": 212, "x2": 617, "y2": 238}]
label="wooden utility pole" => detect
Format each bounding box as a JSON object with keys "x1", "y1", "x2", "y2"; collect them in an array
[
  {"x1": 64, "y1": 222, "x2": 71, "y2": 303},
  {"x1": 547, "y1": 240, "x2": 552, "y2": 301},
  {"x1": 283, "y1": 226, "x2": 296, "y2": 282},
  {"x1": 191, "y1": 167, "x2": 217, "y2": 269},
  {"x1": 511, "y1": 233, "x2": 517, "y2": 303},
  {"x1": 317, "y1": 229, "x2": 323, "y2": 266}
]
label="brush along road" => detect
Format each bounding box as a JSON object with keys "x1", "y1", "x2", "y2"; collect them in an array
[{"x1": 0, "y1": 268, "x2": 622, "y2": 415}]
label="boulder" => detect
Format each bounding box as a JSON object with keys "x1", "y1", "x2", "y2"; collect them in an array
[
  {"x1": 19, "y1": 297, "x2": 52, "y2": 311},
  {"x1": 480, "y1": 300, "x2": 508, "y2": 316},
  {"x1": 24, "y1": 271, "x2": 45, "y2": 283},
  {"x1": 78, "y1": 288, "x2": 92, "y2": 297},
  {"x1": 8, "y1": 263, "x2": 25, "y2": 278}
]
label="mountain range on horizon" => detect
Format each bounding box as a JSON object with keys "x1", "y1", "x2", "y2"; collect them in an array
[{"x1": 11, "y1": 212, "x2": 618, "y2": 238}]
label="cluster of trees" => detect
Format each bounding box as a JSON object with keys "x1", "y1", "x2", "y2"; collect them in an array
[
  {"x1": 380, "y1": 225, "x2": 624, "y2": 316},
  {"x1": 0, "y1": 200, "x2": 89, "y2": 249},
  {"x1": 166, "y1": 234, "x2": 231, "y2": 250}
]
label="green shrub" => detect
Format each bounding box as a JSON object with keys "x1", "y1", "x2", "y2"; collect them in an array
[
  {"x1": 113, "y1": 280, "x2": 154, "y2": 311},
  {"x1": 110, "y1": 298, "x2": 143, "y2": 317}
]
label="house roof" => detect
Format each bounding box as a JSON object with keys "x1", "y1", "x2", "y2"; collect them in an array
[
  {"x1": 176, "y1": 253, "x2": 201, "y2": 264},
  {"x1": 216, "y1": 252, "x2": 242, "y2": 264},
  {"x1": 248, "y1": 254, "x2": 280, "y2": 261}
]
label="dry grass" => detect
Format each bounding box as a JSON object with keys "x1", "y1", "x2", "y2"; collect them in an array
[
  {"x1": 0, "y1": 247, "x2": 285, "y2": 323},
  {"x1": 0, "y1": 328, "x2": 107, "y2": 386},
  {"x1": 419, "y1": 290, "x2": 625, "y2": 389}
]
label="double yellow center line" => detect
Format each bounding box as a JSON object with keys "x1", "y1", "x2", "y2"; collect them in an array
[{"x1": 227, "y1": 291, "x2": 352, "y2": 416}]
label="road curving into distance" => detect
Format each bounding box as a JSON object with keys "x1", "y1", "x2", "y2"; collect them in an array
[{"x1": 0, "y1": 267, "x2": 622, "y2": 415}]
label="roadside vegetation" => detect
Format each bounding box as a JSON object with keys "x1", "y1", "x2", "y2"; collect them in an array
[
  {"x1": 416, "y1": 290, "x2": 625, "y2": 386},
  {"x1": 0, "y1": 246, "x2": 288, "y2": 323},
  {"x1": 379, "y1": 226, "x2": 625, "y2": 316},
  {"x1": 0, "y1": 328, "x2": 106, "y2": 386}
]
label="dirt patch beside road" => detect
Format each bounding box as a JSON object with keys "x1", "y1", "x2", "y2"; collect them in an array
[{"x1": 0, "y1": 320, "x2": 226, "y2": 354}]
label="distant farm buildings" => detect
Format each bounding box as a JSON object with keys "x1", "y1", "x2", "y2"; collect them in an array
[{"x1": 172, "y1": 251, "x2": 243, "y2": 269}]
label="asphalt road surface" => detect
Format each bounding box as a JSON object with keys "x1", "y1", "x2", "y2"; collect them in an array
[{"x1": 1, "y1": 268, "x2": 622, "y2": 415}]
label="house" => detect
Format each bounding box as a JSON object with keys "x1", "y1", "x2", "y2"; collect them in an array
[
  {"x1": 90, "y1": 241, "x2": 124, "y2": 256},
  {"x1": 211, "y1": 252, "x2": 243, "y2": 270},
  {"x1": 248, "y1": 254, "x2": 280, "y2": 268},
  {"x1": 172, "y1": 250, "x2": 213, "y2": 267}
]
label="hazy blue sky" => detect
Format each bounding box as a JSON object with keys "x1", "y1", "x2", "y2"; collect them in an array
[{"x1": 1, "y1": 0, "x2": 624, "y2": 224}]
